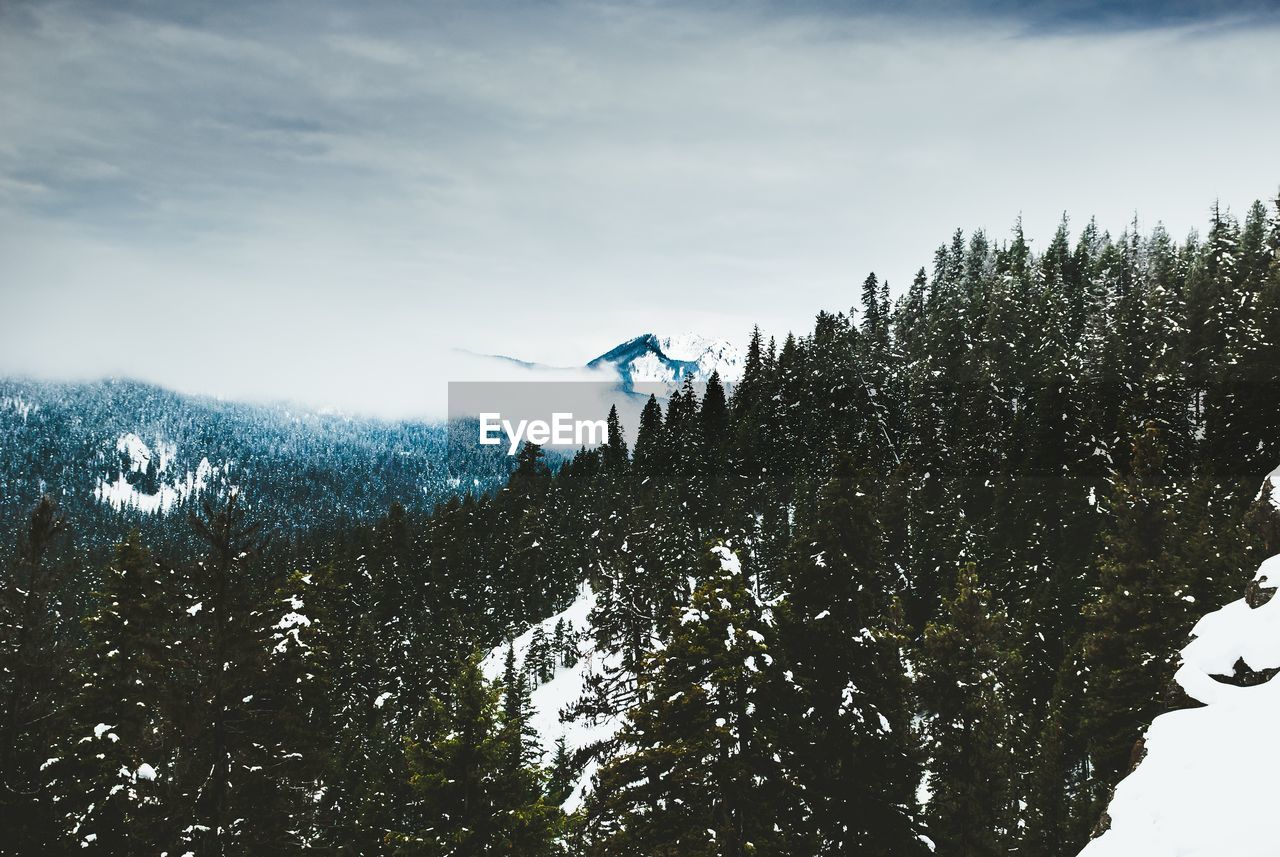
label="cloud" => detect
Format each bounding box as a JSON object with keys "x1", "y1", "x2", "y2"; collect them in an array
[{"x1": 1, "y1": 0, "x2": 1278, "y2": 417}]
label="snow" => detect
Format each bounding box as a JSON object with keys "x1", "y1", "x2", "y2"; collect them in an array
[
  {"x1": 657, "y1": 333, "x2": 745, "y2": 384},
  {"x1": 482, "y1": 582, "x2": 624, "y2": 812},
  {"x1": 1080, "y1": 552, "x2": 1280, "y2": 857},
  {"x1": 1, "y1": 395, "x2": 36, "y2": 421},
  {"x1": 1263, "y1": 464, "x2": 1280, "y2": 508},
  {"x1": 94, "y1": 433, "x2": 221, "y2": 515},
  {"x1": 117, "y1": 432, "x2": 155, "y2": 473},
  {"x1": 135, "y1": 763, "x2": 157, "y2": 781},
  {"x1": 481, "y1": 546, "x2": 760, "y2": 813},
  {"x1": 273, "y1": 604, "x2": 312, "y2": 654},
  {"x1": 629, "y1": 333, "x2": 744, "y2": 387},
  {"x1": 373, "y1": 691, "x2": 392, "y2": 709}
]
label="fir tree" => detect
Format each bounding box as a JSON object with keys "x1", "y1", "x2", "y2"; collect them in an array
[
  {"x1": 601, "y1": 405, "x2": 629, "y2": 475},
  {"x1": 916, "y1": 564, "x2": 1018, "y2": 857},
  {"x1": 1078, "y1": 424, "x2": 1191, "y2": 813},
  {"x1": 390, "y1": 655, "x2": 560, "y2": 856},
  {"x1": 0, "y1": 496, "x2": 72, "y2": 854},
  {"x1": 61, "y1": 532, "x2": 171, "y2": 853},
  {"x1": 582, "y1": 544, "x2": 787, "y2": 857},
  {"x1": 774, "y1": 455, "x2": 927, "y2": 856},
  {"x1": 170, "y1": 491, "x2": 310, "y2": 854}
]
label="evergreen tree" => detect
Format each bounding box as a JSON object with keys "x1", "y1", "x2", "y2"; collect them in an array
[
  {"x1": 170, "y1": 491, "x2": 311, "y2": 854},
  {"x1": 390, "y1": 655, "x2": 560, "y2": 856},
  {"x1": 61, "y1": 533, "x2": 171, "y2": 853},
  {"x1": 583, "y1": 544, "x2": 787, "y2": 857},
  {"x1": 0, "y1": 496, "x2": 72, "y2": 854},
  {"x1": 1022, "y1": 644, "x2": 1094, "y2": 857},
  {"x1": 1078, "y1": 424, "x2": 1191, "y2": 814},
  {"x1": 916, "y1": 564, "x2": 1018, "y2": 857},
  {"x1": 631, "y1": 394, "x2": 667, "y2": 486},
  {"x1": 775, "y1": 455, "x2": 927, "y2": 856},
  {"x1": 601, "y1": 405, "x2": 629, "y2": 475}
]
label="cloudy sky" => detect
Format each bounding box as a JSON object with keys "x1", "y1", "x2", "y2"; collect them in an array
[{"x1": 1, "y1": 0, "x2": 1277, "y2": 417}]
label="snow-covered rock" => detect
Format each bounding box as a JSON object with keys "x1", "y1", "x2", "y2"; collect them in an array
[{"x1": 1081, "y1": 553, "x2": 1280, "y2": 857}]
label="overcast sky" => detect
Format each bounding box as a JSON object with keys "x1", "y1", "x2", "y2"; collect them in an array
[{"x1": 1, "y1": 0, "x2": 1278, "y2": 417}]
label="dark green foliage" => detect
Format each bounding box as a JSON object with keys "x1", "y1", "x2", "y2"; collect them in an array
[
  {"x1": 774, "y1": 456, "x2": 927, "y2": 856},
  {"x1": 1078, "y1": 425, "x2": 1191, "y2": 812},
  {"x1": 916, "y1": 565, "x2": 1019, "y2": 857},
  {"x1": 389, "y1": 656, "x2": 561, "y2": 856},
  {"x1": 0, "y1": 496, "x2": 72, "y2": 854},
  {"x1": 582, "y1": 544, "x2": 787, "y2": 857},
  {"x1": 60, "y1": 532, "x2": 170, "y2": 853}
]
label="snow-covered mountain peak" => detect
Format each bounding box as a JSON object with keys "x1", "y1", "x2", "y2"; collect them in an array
[{"x1": 587, "y1": 332, "x2": 743, "y2": 392}]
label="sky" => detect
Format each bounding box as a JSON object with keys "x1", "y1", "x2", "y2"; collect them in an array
[{"x1": 1, "y1": 0, "x2": 1278, "y2": 418}]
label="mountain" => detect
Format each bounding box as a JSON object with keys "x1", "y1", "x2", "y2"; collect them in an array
[
  {"x1": 586, "y1": 332, "x2": 744, "y2": 392},
  {"x1": 0, "y1": 377, "x2": 511, "y2": 558},
  {"x1": 470, "y1": 332, "x2": 744, "y2": 394}
]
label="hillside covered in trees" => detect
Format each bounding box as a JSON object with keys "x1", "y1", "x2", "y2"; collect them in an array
[
  {"x1": 0, "y1": 377, "x2": 516, "y2": 563},
  {"x1": 3, "y1": 196, "x2": 1280, "y2": 856}
]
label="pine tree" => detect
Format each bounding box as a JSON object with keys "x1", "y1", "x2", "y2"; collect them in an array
[
  {"x1": 390, "y1": 655, "x2": 560, "y2": 856},
  {"x1": 582, "y1": 544, "x2": 787, "y2": 857},
  {"x1": 631, "y1": 394, "x2": 667, "y2": 486},
  {"x1": 0, "y1": 496, "x2": 72, "y2": 854},
  {"x1": 546, "y1": 736, "x2": 577, "y2": 807},
  {"x1": 1021, "y1": 644, "x2": 1094, "y2": 857},
  {"x1": 1078, "y1": 424, "x2": 1191, "y2": 814},
  {"x1": 170, "y1": 491, "x2": 311, "y2": 854},
  {"x1": 61, "y1": 532, "x2": 171, "y2": 853},
  {"x1": 916, "y1": 564, "x2": 1018, "y2": 857},
  {"x1": 774, "y1": 455, "x2": 927, "y2": 856},
  {"x1": 601, "y1": 405, "x2": 629, "y2": 475}
]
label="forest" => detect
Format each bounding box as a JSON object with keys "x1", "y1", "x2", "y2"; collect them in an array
[{"x1": 3, "y1": 196, "x2": 1280, "y2": 856}]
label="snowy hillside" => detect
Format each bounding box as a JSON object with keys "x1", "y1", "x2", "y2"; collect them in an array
[
  {"x1": 0, "y1": 376, "x2": 513, "y2": 553},
  {"x1": 1082, "y1": 553, "x2": 1280, "y2": 857},
  {"x1": 482, "y1": 583, "x2": 625, "y2": 812}
]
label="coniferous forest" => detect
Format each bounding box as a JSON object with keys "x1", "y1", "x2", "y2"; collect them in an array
[{"x1": 3, "y1": 198, "x2": 1280, "y2": 856}]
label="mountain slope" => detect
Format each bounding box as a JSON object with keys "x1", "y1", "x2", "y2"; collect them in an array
[{"x1": 482, "y1": 583, "x2": 625, "y2": 812}]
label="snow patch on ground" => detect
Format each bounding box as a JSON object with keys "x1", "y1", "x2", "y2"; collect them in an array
[
  {"x1": 1, "y1": 395, "x2": 36, "y2": 421},
  {"x1": 1081, "y1": 553, "x2": 1280, "y2": 857},
  {"x1": 94, "y1": 433, "x2": 221, "y2": 515},
  {"x1": 482, "y1": 582, "x2": 624, "y2": 812}
]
